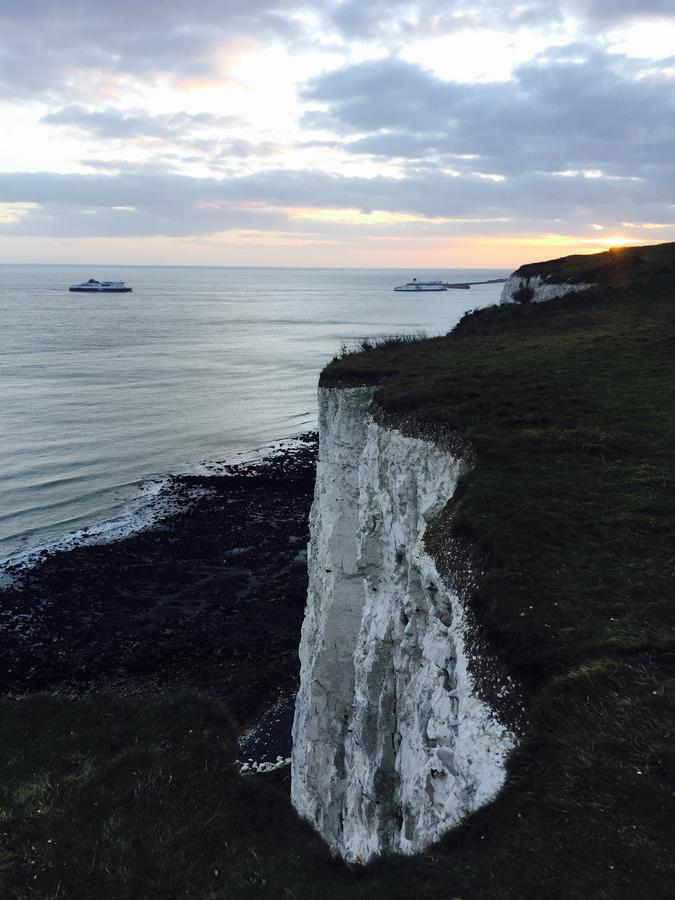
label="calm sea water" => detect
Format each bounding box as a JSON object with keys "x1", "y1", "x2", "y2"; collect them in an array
[{"x1": 0, "y1": 265, "x2": 508, "y2": 564}]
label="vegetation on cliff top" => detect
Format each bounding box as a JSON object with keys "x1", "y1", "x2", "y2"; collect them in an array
[
  {"x1": 320, "y1": 241, "x2": 675, "y2": 893},
  {"x1": 324, "y1": 244, "x2": 675, "y2": 690},
  {"x1": 2, "y1": 243, "x2": 673, "y2": 898},
  {"x1": 513, "y1": 238, "x2": 675, "y2": 286}
]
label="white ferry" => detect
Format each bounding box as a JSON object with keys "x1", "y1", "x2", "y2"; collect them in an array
[
  {"x1": 69, "y1": 279, "x2": 133, "y2": 293},
  {"x1": 394, "y1": 278, "x2": 447, "y2": 292}
]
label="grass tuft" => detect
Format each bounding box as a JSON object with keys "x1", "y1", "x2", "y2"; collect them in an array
[{"x1": 334, "y1": 331, "x2": 428, "y2": 360}]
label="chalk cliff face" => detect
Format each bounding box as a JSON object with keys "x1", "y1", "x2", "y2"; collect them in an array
[
  {"x1": 500, "y1": 272, "x2": 594, "y2": 304},
  {"x1": 291, "y1": 387, "x2": 514, "y2": 864}
]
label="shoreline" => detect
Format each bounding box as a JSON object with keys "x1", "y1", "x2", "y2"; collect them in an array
[
  {"x1": 0, "y1": 433, "x2": 318, "y2": 580},
  {"x1": 0, "y1": 434, "x2": 317, "y2": 752}
]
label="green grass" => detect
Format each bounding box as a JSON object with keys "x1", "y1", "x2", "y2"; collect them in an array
[{"x1": 2, "y1": 244, "x2": 675, "y2": 897}]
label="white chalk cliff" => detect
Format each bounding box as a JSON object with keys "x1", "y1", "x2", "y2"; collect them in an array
[
  {"x1": 500, "y1": 272, "x2": 594, "y2": 304},
  {"x1": 291, "y1": 386, "x2": 515, "y2": 864}
]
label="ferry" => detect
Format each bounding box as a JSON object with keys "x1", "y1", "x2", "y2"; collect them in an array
[
  {"x1": 69, "y1": 279, "x2": 133, "y2": 293},
  {"x1": 394, "y1": 278, "x2": 447, "y2": 292}
]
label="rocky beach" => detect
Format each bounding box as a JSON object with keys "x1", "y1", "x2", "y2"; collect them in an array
[{"x1": 0, "y1": 435, "x2": 317, "y2": 758}]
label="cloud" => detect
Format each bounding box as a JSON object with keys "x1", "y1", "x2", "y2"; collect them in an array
[
  {"x1": 327, "y1": 0, "x2": 675, "y2": 40},
  {"x1": 0, "y1": 0, "x2": 307, "y2": 99},
  {"x1": 575, "y1": 0, "x2": 675, "y2": 22},
  {"x1": 0, "y1": 162, "x2": 672, "y2": 242},
  {"x1": 327, "y1": 0, "x2": 561, "y2": 39},
  {"x1": 2, "y1": 1, "x2": 673, "y2": 102},
  {"x1": 42, "y1": 107, "x2": 244, "y2": 141},
  {"x1": 3, "y1": 2, "x2": 675, "y2": 255},
  {"x1": 303, "y1": 46, "x2": 675, "y2": 180},
  {"x1": 43, "y1": 107, "x2": 284, "y2": 169}
]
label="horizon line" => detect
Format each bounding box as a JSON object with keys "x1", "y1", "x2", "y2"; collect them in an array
[{"x1": 0, "y1": 262, "x2": 515, "y2": 271}]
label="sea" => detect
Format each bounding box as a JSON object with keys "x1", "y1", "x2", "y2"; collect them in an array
[{"x1": 0, "y1": 265, "x2": 508, "y2": 568}]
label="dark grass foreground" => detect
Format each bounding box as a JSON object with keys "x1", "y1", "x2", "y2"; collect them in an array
[
  {"x1": 0, "y1": 693, "x2": 337, "y2": 898},
  {"x1": 2, "y1": 244, "x2": 675, "y2": 898},
  {"x1": 1, "y1": 670, "x2": 672, "y2": 899}
]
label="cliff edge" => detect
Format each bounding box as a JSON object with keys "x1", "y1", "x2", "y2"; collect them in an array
[{"x1": 501, "y1": 240, "x2": 675, "y2": 303}]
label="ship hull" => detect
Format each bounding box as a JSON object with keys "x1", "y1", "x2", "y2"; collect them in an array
[
  {"x1": 393, "y1": 286, "x2": 446, "y2": 292},
  {"x1": 69, "y1": 287, "x2": 133, "y2": 293}
]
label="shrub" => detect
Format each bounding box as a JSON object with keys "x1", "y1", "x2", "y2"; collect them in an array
[
  {"x1": 336, "y1": 331, "x2": 428, "y2": 359},
  {"x1": 512, "y1": 279, "x2": 535, "y2": 304}
]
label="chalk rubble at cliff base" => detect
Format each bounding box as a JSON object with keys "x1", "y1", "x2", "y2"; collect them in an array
[{"x1": 291, "y1": 387, "x2": 515, "y2": 864}]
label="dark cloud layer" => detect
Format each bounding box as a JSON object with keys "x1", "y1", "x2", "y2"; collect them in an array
[
  {"x1": 1, "y1": 162, "x2": 671, "y2": 239},
  {"x1": 304, "y1": 47, "x2": 675, "y2": 180}
]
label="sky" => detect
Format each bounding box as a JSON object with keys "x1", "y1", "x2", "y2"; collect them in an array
[{"x1": 1, "y1": 0, "x2": 675, "y2": 268}]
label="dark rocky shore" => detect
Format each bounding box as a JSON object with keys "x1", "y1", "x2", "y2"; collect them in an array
[{"x1": 0, "y1": 435, "x2": 317, "y2": 737}]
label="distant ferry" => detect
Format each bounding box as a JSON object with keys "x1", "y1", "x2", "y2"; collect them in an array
[
  {"x1": 69, "y1": 279, "x2": 133, "y2": 293},
  {"x1": 394, "y1": 278, "x2": 447, "y2": 292}
]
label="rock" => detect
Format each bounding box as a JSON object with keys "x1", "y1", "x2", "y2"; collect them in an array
[
  {"x1": 499, "y1": 272, "x2": 594, "y2": 304},
  {"x1": 291, "y1": 387, "x2": 515, "y2": 864}
]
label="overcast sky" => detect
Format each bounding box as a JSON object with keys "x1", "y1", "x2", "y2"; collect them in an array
[{"x1": 1, "y1": 0, "x2": 674, "y2": 266}]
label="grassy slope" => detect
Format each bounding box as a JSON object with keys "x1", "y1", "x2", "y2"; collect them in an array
[
  {"x1": 514, "y1": 239, "x2": 675, "y2": 286},
  {"x1": 324, "y1": 246, "x2": 675, "y2": 686},
  {"x1": 2, "y1": 245, "x2": 674, "y2": 898},
  {"x1": 321, "y1": 244, "x2": 675, "y2": 894}
]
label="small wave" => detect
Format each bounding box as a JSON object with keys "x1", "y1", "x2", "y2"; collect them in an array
[
  {"x1": 0, "y1": 431, "x2": 317, "y2": 587},
  {"x1": 0, "y1": 479, "x2": 156, "y2": 525},
  {"x1": 0, "y1": 478, "x2": 171, "y2": 585},
  {"x1": 188, "y1": 431, "x2": 317, "y2": 476}
]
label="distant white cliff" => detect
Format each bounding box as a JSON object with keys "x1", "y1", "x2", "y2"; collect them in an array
[
  {"x1": 291, "y1": 386, "x2": 515, "y2": 864},
  {"x1": 500, "y1": 272, "x2": 594, "y2": 304}
]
